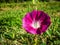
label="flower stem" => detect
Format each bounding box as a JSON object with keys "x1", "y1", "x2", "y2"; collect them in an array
[
  {"x1": 34, "y1": 35, "x2": 38, "y2": 45},
  {"x1": 32, "y1": 0, "x2": 37, "y2": 10},
  {"x1": 32, "y1": 0, "x2": 35, "y2": 4}
]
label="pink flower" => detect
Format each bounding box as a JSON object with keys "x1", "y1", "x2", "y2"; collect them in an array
[{"x1": 22, "y1": 10, "x2": 51, "y2": 34}]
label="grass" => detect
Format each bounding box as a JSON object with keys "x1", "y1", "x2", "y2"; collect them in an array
[{"x1": 0, "y1": 2, "x2": 60, "y2": 45}]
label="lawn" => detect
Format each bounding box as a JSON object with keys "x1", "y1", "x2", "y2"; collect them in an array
[{"x1": 0, "y1": 2, "x2": 60, "y2": 45}]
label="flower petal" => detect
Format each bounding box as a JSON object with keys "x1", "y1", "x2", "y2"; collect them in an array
[
  {"x1": 24, "y1": 25, "x2": 37, "y2": 34},
  {"x1": 22, "y1": 10, "x2": 51, "y2": 34},
  {"x1": 31, "y1": 10, "x2": 37, "y2": 20}
]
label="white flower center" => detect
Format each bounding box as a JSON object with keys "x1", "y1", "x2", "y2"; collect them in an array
[{"x1": 31, "y1": 21, "x2": 40, "y2": 29}]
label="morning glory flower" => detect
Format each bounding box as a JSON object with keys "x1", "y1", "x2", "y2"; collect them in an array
[{"x1": 22, "y1": 10, "x2": 51, "y2": 34}]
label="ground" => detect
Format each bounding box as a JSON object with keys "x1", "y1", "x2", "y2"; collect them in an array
[{"x1": 0, "y1": 2, "x2": 60, "y2": 45}]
